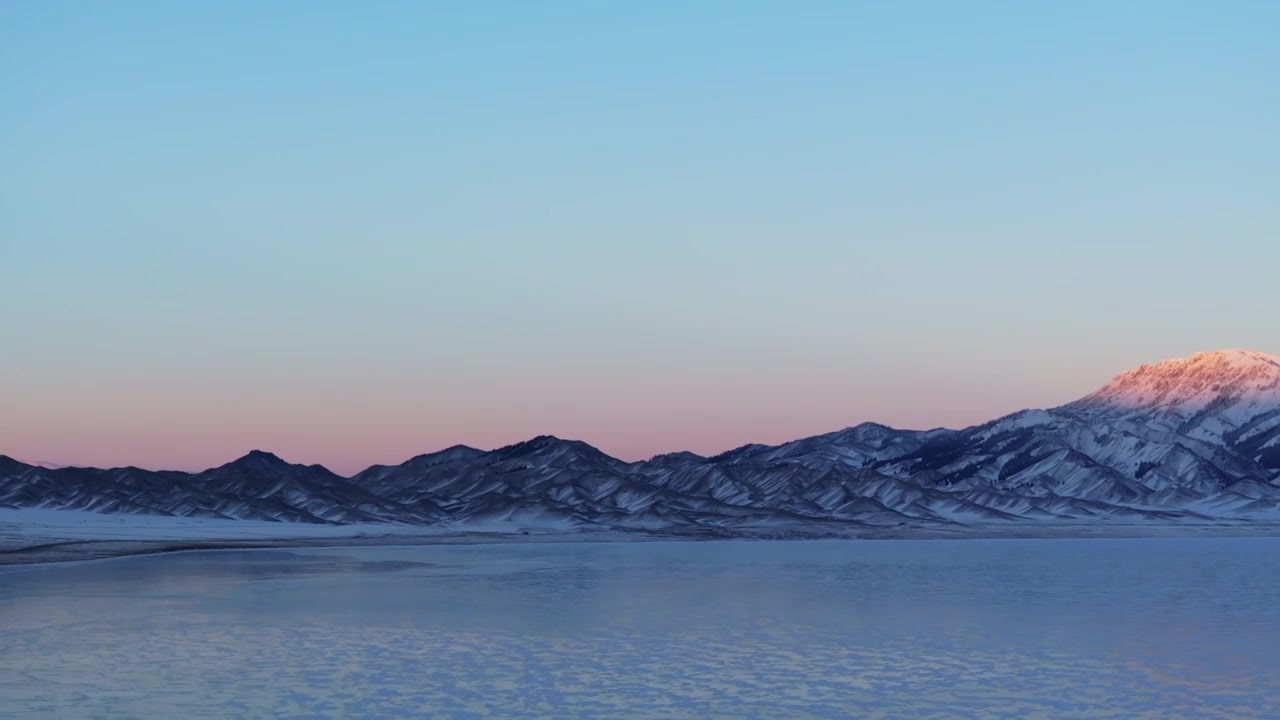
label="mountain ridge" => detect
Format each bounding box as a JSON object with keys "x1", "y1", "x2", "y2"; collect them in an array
[{"x1": 4, "y1": 349, "x2": 1279, "y2": 531}]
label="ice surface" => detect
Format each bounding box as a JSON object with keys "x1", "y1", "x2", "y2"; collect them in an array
[{"x1": 2, "y1": 538, "x2": 1279, "y2": 719}]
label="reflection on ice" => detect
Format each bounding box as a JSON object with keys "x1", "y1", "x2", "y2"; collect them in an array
[{"x1": 1, "y1": 538, "x2": 1278, "y2": 719}]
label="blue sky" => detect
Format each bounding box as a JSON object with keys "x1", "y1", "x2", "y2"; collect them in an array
[{"x1": 2, "y1": 1, "x2": 1277, "y2": 473}]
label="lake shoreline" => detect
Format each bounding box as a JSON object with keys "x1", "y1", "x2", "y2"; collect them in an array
[{"x1": 6, "y1": 520, "x2": 1280, "y2": 567}]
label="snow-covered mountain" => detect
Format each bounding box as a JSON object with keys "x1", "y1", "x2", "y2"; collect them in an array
[
  {"x1": 3, "y1": 350, "x2": 1279, "y2": 532},
  {"x1": 1072, "y1": 350, "x2": 1280, "y2": 414},
  {"x1": 1062, "y1": 349, "x2": 1280, "y2": 472}
]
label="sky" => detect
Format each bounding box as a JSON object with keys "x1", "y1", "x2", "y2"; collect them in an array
[{"x1": 2, "y1": 1, "x2": 1278, "y2": 475}]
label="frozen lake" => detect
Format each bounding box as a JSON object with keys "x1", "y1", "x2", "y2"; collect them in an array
[{"x1": 2, "y1": 538, "x2": 1279, "y2": 719}]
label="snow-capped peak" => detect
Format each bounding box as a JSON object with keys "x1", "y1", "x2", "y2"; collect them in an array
[{"x1": 1069, "y1": 349, "x2": 1280, "y2": 416}]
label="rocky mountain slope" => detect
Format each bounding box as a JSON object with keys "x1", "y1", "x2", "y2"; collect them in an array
[{"x1": 3, "y1": 350, "x2": 1278, "y2": 532}]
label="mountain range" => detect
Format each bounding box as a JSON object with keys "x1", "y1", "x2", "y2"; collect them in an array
[{"x1": 4, "y1": 349, "x2": 1279, "y2": 534}]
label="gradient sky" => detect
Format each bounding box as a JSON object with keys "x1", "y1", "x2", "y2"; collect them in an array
[{"x1": 3, "y1": 1, "x2": 1278, "y2": 475}]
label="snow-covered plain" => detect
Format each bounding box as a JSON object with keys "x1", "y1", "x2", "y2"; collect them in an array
[
  {"x1": 0, "y1": 508, "x2": 601, "y2": 565},
  {"x1": 4, "y1": 506, "x2": 1280, "y2": 567},
  {"x1": 3, "y1": 538, "x2": 1279, "y2": 719},
  {"x1": 0, "y1": 507, "x2": 424, "y2": 543}
]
